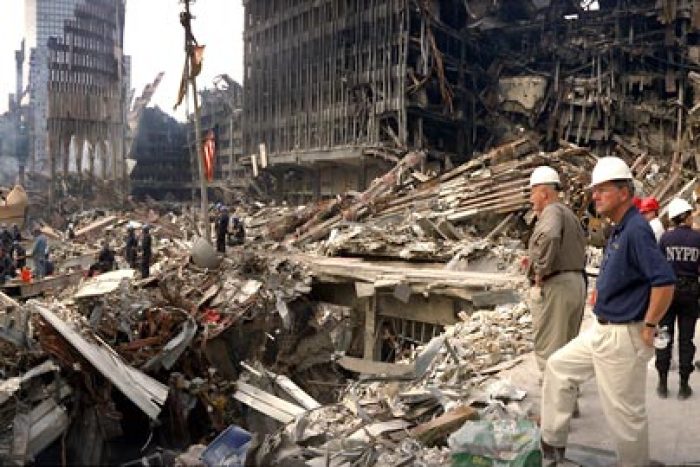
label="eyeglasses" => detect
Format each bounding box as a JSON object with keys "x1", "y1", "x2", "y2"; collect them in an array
[{"x1": 590, "y1": 185, "x2": 620, "y2": 195}]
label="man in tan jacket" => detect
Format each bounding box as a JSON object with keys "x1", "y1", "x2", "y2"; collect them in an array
[{"x1": 527, "y1": 166, "x2": 587, "y2": 372}]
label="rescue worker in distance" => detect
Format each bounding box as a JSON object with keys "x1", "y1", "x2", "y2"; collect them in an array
[
  {"x1": 140, "y1": 224, "x2": 152, "y2": 278},
  {"x1": 656, "y1": 198, "x2": 700, "y2": 399},
  {"x1": 125, "y1": 224, "x2": 139, "y2": 269},
  {"x1": 639, "y1": 196, "x2": 664, "y2": 242}
]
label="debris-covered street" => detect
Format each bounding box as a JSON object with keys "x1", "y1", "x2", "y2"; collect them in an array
[
  {"x1": 3, "y1": 0, "x2": 700, "y2": 465},
  {"x1": 1, "y1": 137, "x2": 699, "y2": 465}
]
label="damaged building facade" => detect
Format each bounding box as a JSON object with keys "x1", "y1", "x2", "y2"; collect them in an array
[
  {"x1": 187, "y1": 77, "x2": 246, "y2": 196},
  {"x1": 464, "y1": 0, "x2": 700, "y2": 187},
  {"x1": 130, "y1": 107, "x2": 192, "y2": 201},
  {"x1": 0, "y1": 42, "x2": 29, "y2": 187},
  {"x1": 244, "y1": 0, "x2": 700, "y2": 203},
  {"x1": 24, "y1": 0, "x2": 130, "y2": 204},
  {"x1": 243, "y1": 0, "x2": 470, "y2": 202}
]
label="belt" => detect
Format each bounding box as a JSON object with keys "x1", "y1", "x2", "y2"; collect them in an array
[
  {"x1": 542, "y1": 269, "x2": 584, "y2": 282},
  {"x1": 596, "y1": 317, "x2": 641, "y2": 325}
]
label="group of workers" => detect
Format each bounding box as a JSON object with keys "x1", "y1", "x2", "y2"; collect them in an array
[
  {"x1": 87, "y1": 223, "x2": 152, "y2": 278},
  {"x1": 0, "y1": 224, "x2": 50, "y2": 283},
  {"x1": 4, "y1": 208, "x2": 238, "y2": 284},
  {"x1": 527, "y1": 156, "x2": 700, "y2": 465}
]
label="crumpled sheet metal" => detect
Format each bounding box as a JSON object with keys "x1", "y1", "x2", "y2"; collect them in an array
[
  {"x1": 142, "y1": 316, "x2": 197, "y2": 372},
  {"x1": 0, "y1": 360, "x2": 58, "y2": 405},
  {"x1": 33, "y1": 302, "x2": 169, "y2": 420}
]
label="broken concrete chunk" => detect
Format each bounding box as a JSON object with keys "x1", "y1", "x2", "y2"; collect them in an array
[{"x1": 74, "y1": 269, "x2": 136, "y2": 299}]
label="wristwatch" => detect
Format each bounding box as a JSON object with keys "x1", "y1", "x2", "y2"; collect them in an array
[{"x1": 644, "y1": 322, "x2": 657, "y2": 328}]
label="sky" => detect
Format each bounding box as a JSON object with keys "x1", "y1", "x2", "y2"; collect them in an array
[{"x1": 0, "y1": 0, "x2": 244, "y2": 121}]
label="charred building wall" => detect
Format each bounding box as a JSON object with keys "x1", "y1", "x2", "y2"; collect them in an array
[
  {"x1": 244, "y1": 0, "x2": 700, "y2": 202},
  {"x1": 461, "y1": 0, "x2": 700, "y2": 199},
  {"x1": 243, "y1": 0, "x2": 469, "y2": 202},
  {"x1": 130, "y1": 107, "x2": 191, "y2": 201}
]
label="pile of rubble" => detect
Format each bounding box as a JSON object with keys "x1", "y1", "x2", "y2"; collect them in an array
[
  {"x1": 0, "y1": 196, "x2": 535, "y2": 465},
  {"x1": 236, "y1": 303, "x2": 534, "y2": 466},
  {"x1": 258, "y1": 138, "x2": 682, "y2": 267},
  {"x1": 3, "y1": 136, "x2": 697, "y2": 464},
  {"x1": 0, "y1": 224, "x2": 337, "y2": 464}
]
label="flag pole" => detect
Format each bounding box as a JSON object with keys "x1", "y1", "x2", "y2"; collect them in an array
[{"x1": 181, "y1": 0, "x2": 211, "y2": 244}]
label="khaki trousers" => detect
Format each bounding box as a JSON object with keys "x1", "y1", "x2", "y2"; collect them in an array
[
  {"x1": 529, "y1": 271, "x2": 585, "y2": 372},
  {"x1": 541, "y1": 321, "x2": 654, "y2": 466}
]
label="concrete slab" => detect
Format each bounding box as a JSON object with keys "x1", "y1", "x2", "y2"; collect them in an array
[{"x1": 497, "y1": 312, "x2": 700, "y2": 465}]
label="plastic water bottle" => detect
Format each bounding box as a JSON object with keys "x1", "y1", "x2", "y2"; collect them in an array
[{"x1": 654, "y1": 326, "x2": 670, "y2": 349}]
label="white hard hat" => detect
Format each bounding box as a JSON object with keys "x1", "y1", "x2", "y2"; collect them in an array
[
  {"x1": 589, "y1": 157, "x2": 633, "y2": 188},
  {"x1": 529, "y1": 166, "x2": 561, "y2": 187},
  {"x1": 668, "y1": 198, "x2": 692, "y2": 219}
]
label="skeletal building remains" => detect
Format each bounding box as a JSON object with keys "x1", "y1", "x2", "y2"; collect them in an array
[
  {"x1": 243, "y1": 0, "x2": 700, "y2": 202},
  {"x1": 24, "y1": 0, "x2": 130, "y2": 204},
  {"x1": 243, "y1": 0, "x2": 469, "y2": 202}
]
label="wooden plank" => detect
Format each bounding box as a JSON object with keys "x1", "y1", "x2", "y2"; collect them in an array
[
  {"x1": 73, "y1": 216, "x2": 118, "y2": 238},
  {"x1": 409, "y1": 405, "x2": 478, "y2": 445},
  {"x1": 338, "y1": 356, "x2": 414, "y2": 378},
  {"x1": 1, "y1": 271, "x2": 83, "y2": 299}
]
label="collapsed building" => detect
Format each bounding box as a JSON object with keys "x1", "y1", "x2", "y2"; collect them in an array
[
  {"x1": 0, "y1": 41, "x2": 30, "y2": 188},
  {"x1": 24, "y1": 0, "x2": 130, "y2": 206},
  {"x1": 464, "y1": 0, "x2": 700, "y2": 197},
  {"x1": 242, "y1": 0, "x2": 470, "y2": 202},
  {"x1": 243, "y1": 0, "x2": 700, "y2": 203}
]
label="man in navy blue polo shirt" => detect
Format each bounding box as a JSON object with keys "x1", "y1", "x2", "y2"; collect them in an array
[{"x1": 540, "y1": 157, "x2": 675, "y2": 466}]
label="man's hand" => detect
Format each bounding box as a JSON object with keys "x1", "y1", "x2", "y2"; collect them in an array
[
  {"x1": 641, "y1": 326, "x2": 655, "y2": 348},
  {"x1": 535, "y1": 274, "x2": 543, "y2": 287}
]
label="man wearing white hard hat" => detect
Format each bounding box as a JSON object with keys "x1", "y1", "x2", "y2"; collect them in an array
[
  {"x1": 657, "y1": 198, "x2": 700, "y2": 400},
  {"x1": 540, "y1": 157, "x2": 675, "y2": 465},
  {"x1": 526, "y1": 166, "x2": 586, "y2": 374}
]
